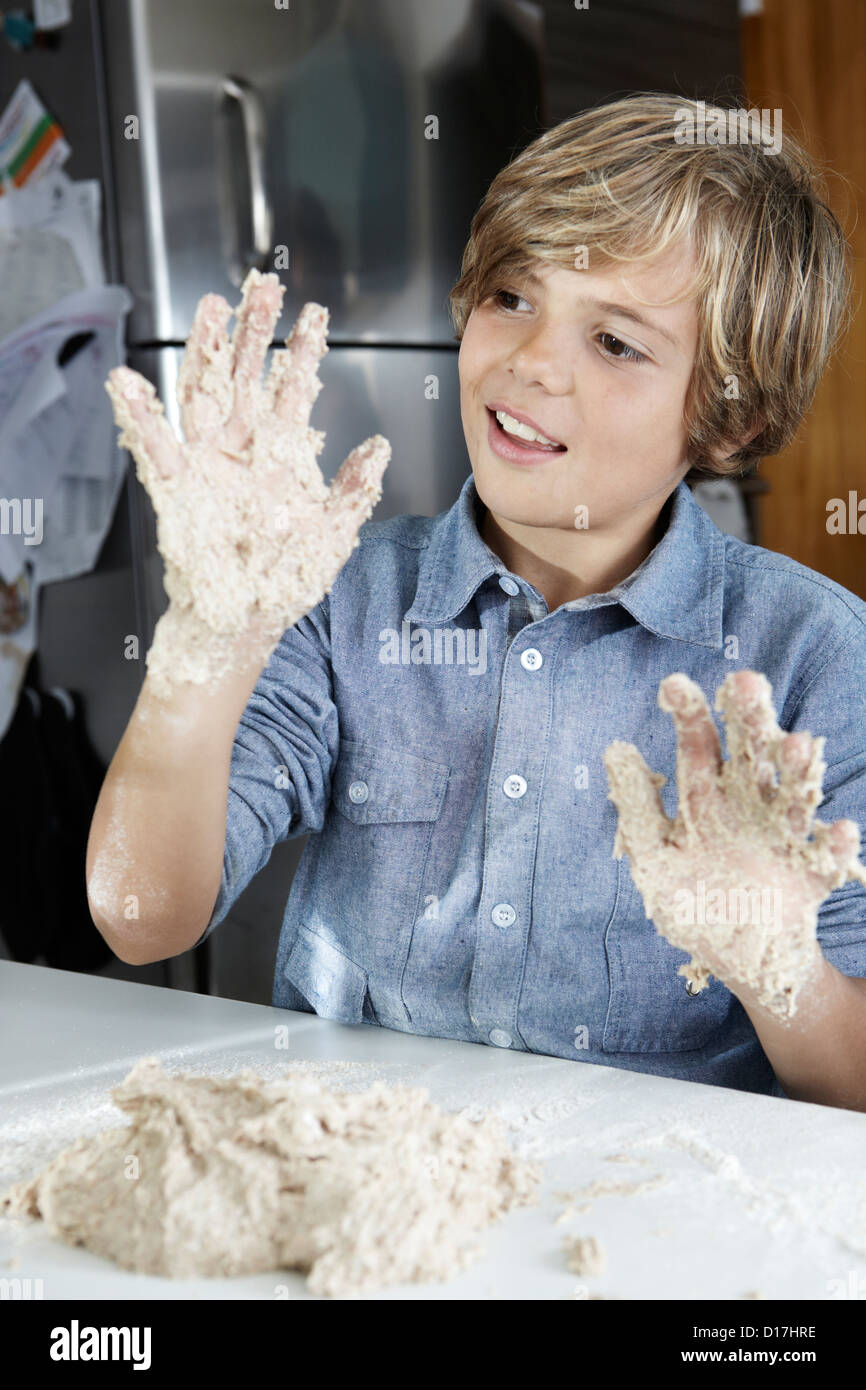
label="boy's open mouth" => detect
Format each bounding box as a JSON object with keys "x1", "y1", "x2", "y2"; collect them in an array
[{"x1": 486, "y1": 406, "x2": 567, "y2": 459}]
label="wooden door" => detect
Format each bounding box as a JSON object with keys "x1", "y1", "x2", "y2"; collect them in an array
[{"x1": 742, "y1": 0, "x2": 866, "y2": 596}]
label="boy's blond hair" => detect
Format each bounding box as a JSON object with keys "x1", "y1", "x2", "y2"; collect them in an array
[{"x1": 449, "y1": 92, "x2": 853, "y2": 481}]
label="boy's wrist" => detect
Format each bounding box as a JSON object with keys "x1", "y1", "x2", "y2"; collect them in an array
[{"x1": 142, "y1": 603, "x2": 281, "y2": 704}]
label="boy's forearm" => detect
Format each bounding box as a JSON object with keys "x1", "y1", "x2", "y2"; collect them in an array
[
  {"x1": 86, "y1": 650, "x2": 266, "y2": 965},
  {"x1": 735, "y1": 951, "x2": 866, "y2": 1112}
]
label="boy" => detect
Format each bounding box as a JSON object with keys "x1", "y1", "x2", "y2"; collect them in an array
[{"x1": 89, "y1": 94, "x2": 866, "y2": 1109}]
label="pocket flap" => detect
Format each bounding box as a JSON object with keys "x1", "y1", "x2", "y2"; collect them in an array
[
  {"x1": 333, "y1": 739, "x2": 449, "y2": 824},
  {"x1": 284, "y1": 926, "x2": 368, "y2": 1022}
]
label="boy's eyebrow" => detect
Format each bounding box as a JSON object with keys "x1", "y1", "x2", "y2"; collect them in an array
[
  {"x1": 592, "y1": 300, "x2": 680, "y2": 350},
  {"x1": 518, "y1": 270, "x2": 680, "y2": 349}
]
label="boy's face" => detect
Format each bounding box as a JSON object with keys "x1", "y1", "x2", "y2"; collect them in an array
[{"x1": 458, "y1": 242, "x2": 699, "y2": 539}]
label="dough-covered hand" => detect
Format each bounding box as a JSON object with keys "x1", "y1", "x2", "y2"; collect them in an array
[
  {"x1": 106, "y1": 269, "x2": 390, "y2": 697},
  {"x1": 603, "y1": 670, "x2": 866, "y2": 1019}
]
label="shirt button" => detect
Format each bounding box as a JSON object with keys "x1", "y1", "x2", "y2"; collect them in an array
[
  {"x1": 489, "y1": 1029, "x2": 512, "y2": 1048},
  {"x1": 503, "y1": 774, "x2": 527, "y2": 799},
  {"x1": 348, "y1": 780, "x2": 369, "y2": 804},
  {"x1": 520, "y1": 647, "x2": 543, "y2": 671},
  {"x1": 498, "y1": 575, "x2": 520, "y2": 596},
  {"x1": 491, "y1": 902, "x2": 516, "y2": 928}
]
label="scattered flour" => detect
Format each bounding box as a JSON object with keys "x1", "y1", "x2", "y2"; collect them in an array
[
  {"x1": 613, "y1": 1123, "x2": 866, "y2": 1256},
  {"x1": 554, "y1": 1174, "x2": 669, "y2": 1210},
  {"x1": 1, "y1": 1058, "x2": 541, "y2": 1298}
]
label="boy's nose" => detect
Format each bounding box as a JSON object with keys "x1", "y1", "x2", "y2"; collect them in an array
[{"x1": 507, "y1": 341, "x2": 573, "y2": 395}]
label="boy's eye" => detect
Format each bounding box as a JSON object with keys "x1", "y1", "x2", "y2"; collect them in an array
[
  {"x1": 598, "y1": 332, "x2": 646, "y2": 365},
  {"x1": 491, "y1": 288, "x2": 531, "y2": 312},
  {"x1": 489, "y1": 293, "x2": 648, "y2": 367}
]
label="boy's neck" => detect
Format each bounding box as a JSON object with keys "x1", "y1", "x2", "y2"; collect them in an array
[{"x1": 478, "y1": 491, "x2": 675, "y2": 612}]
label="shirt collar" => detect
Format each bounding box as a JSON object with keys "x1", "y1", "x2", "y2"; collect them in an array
[{"x1": 403, "y1": 472, "x2": 727, "y2": 650}]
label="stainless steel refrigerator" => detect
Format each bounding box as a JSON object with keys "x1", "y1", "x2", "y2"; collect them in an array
[{"x1": 96, "y1": 0, "x2": 546, "y2": 998}]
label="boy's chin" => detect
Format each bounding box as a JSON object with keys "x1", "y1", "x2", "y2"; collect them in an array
[
  {"x1": 471, "y1": 454, "x2": 559, "y2": 492},
  {"x1": 471, "y1": 463, "x2": 579, "y2": 530}
]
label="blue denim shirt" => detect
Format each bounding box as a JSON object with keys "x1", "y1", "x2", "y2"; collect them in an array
[{"x1": 202, "y1": 473, "x2": 866, "y2": 1096}]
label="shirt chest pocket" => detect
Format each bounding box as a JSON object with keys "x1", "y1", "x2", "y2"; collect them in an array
[
  {"x1": 313, "y1": 739, "x2": 451, "y2": 962},
  {"x1": 602, "y1": 858, "x2": 736, "y2": 1053},
  {"x1": 333, "y1": 739, "x2": 450, "y2": 826}
]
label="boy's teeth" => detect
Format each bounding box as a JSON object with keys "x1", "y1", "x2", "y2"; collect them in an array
[{"x1": 495, "y1": 409, "x2": 559, "y2": 447}]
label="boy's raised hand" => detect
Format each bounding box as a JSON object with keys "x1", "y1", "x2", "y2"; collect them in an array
[
  {"x1": 105, "y1": 270, "x2": 390, "y2": 697},
  {"x1": 603, "y1": 670, "x2": 866, "y2": 1019}
]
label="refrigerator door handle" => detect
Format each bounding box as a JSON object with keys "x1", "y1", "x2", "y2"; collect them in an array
[{"x1": 218, "y1": 75, "x2": 274, "y2": 284}]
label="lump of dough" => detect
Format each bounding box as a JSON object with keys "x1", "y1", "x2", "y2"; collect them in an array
[
  {"x1": 2, "y1": 1058, "x2": 541, "y2": 1297},
  {"x1": 564, "y1": 1234, "x2": 606, "y2": 1277}
]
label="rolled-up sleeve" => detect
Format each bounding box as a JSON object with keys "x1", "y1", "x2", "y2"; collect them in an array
[
  {"x1": 195, "y1": 597, "x2": 338, "y2": 945},
  {"x1": 786, "y1": 620, "x2": 866, "y2": 977}
]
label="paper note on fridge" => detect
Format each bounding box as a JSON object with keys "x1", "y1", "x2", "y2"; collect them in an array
[
  {"x1": 0, "y1": 171, "x2": 105, "y2": 343},
  {"x1": 0, "y1": 284, "x2": 133, "y2": 586},
  {"x1": 0, "y1": 79, "x2": 70, "y2": 194}
]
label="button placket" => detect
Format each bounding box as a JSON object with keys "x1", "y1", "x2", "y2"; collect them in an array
[{"x1": 469, "y1": 631, "x2": 560, "y2": 1053}]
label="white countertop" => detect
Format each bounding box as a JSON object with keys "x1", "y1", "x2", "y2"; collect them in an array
[{"x1": 1, "y1": 960, "x2": 865, "y2": 1301}]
